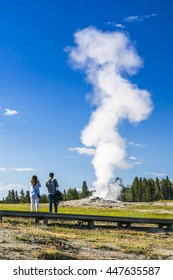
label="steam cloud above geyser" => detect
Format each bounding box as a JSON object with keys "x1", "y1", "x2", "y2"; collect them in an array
[{"x1": 67, "y1": 27, "x2": 153, "y2": 200}]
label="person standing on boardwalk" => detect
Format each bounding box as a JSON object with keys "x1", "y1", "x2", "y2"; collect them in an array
[
  {"x1": 46, "y1": 172, "x2": 59, "y2": 213},
  {"x1": 30, "y1": 175, "x2": 41, "y2": 212}
]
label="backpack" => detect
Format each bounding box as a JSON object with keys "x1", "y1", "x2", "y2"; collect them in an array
[{"x1": 55, "y1": 189, "x2": 63, "y2": 201}]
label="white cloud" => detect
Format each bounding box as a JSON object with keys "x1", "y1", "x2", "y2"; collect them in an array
[
  {"x1": 129, "y1": 156, "x2": 142, "y2": 165},
  {"x1": 128, "y1": 141, "x2": 144, "y2": 147},
  {"x1": 129, "y1": 156, "x2": 137, "y2": 160},
  {"x1": 134, "y1": 161, "x2": 142, "y2": 165},
  {"x1": 69, "y1": 147, "x2": 95, "y2": 156},
  {"x1": 114, "y1": 24, "x2": 125, "y2": 28},
  {"x1": 0, "y1": 167, "x2": 38, "y2": 172},
  {"x1": 106, "y1": 22, "x2": 125, "y2": 28},
  {"x1": 0, "y1": 183, "x2": 23, "y2": 191},
  {"x1": 124, "y1": 15, "x2": 141, "y2": 22},
  {"x1": 4, "y1": 108, "x2": 18, "y2": 116},
  {"x1": 10, "y1": 168, "x2": 38, "y2": 172},
  {"x1": 135, "y1": 143, "x2": 144, "y2": 148},
  {"x1": 145, "y1": 172, "x2": 167, "y2": 177},
  {"x1": 0, "y1": 167, "x2": 7, "y2": 172},
  {"x1": 124, "y1": 13, "x2": 158, "y2": 22}
]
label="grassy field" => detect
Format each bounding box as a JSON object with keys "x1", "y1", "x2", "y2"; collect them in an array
[
  {"x1": 1, "y1": 202, "x2": 173, "y2": 219},
  {"x1": 1, "y1": 202, "x2": 173, "y2": 260}
]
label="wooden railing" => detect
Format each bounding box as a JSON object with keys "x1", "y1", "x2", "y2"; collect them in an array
[{"x1": 0, "y1": 210, "x2": 173, "y2": 230}]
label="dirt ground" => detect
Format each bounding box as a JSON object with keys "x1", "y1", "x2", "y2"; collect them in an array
[
  {"x1": 1, "y1": 199, "x2": 173, "y2": 260},
  {"x1": 1, "y1": 221, "x2": 173, "y2": 260}
]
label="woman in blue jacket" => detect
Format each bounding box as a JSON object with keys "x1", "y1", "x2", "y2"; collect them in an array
[{"x1": 30, "y1": 175, "x2": 41, "y2": 211}]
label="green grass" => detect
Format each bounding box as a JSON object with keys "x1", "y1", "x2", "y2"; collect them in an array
[
  {"x1": 0, "y1": 203, "x2": 48, "y2": 211},
  {"x1": 1, "y1": 202, "x2": 173, "y2": 219}
]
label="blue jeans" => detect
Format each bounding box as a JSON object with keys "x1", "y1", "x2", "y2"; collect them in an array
[{"x1": 48, "y1": 194, "x2": 58, "y2": 213}]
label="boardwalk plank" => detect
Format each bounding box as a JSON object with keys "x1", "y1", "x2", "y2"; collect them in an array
[{"x1": 0, "y1": 210, "x2": 173, "y2": 229}]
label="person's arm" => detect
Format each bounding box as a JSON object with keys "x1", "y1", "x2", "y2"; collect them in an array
[
  {"x1": 55, "y1": 179, "x2": 59, "y2": 189},
  {"x1": 46, "y1": 180, "x2": 50, "y2": 189},
  {"x1": 37, "y1": 182, "x2": 41, "y2": 195},
  {"x1": 30, "y1": 183, "x2": 33, "y2": 194}
]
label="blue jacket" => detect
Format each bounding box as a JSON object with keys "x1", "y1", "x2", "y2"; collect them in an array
[{"x1": 30, "y1": 182, "x2": 41, "y2": 197}]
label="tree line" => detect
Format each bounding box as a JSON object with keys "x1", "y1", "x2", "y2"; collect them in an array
[
  {"x1": 123, "y1": 176, "x2": 173, "y2": 202},
  {"x1": 1, "y1": 177, "x2": 173, "y2": 204},
  {"x1": 0, "y1": 181, "x2": 91, "y2": 204}
]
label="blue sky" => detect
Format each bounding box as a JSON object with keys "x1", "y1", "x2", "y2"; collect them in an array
[{"x1": 0, "y1": 0, "x2": 173, "y2": 199}]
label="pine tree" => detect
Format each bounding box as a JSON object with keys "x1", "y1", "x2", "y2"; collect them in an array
[
  {"x1": 148, "y1": 178, "x2": 155, "y2": 201},
  {"x1": 40, "y1": 194, "x2": 48, "y2": 203},
  {"x1": 155, "y1": 177, "x2": 161, "y2": 200},
  {"x1": 141, "y1": 178, "x2": 148, "y2": 201},
  {"x1": 138, "y1": 177, "x2": 143, "y2": 202},
  {"x1": 80, "y1": 181, "x2": 90, "y2": 198},
  {"x1": 6, "y1": 190, "x2": 12, "y2": 203},
  {"x1": 20, "y1": 189, "x2": 26, "y2": 203},
  {"x1": 66, "y1": 188, "x2": 79, "y2": 200},
  {"x1": 166, "y1": 176, "x2": 172, "y2": 200},
  {"x1": 25, "y1": 190, "x2": 30, "y2": 203},
  {"x1": 160, "y1": 177, "x2": 171, "y2": 200},
  {"x1": 62, "y1": 189, "x2": 67, "y2": 201},
  {"x1": 131, "y1": 177, "x2": 139, "y2": 201},
  {"x1": 15, "y1": 190, "x2": 19, "y2": 203},
  {"x1": 11, "y1": 189, "x2": 16, "y2": 203}
]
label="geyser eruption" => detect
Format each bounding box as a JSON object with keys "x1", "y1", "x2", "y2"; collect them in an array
[{"x1": 67, "y1": 27, "x2": 153, "y2": 200}]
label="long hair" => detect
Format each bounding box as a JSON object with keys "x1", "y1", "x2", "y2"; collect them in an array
[{"x1": 31, "y1": 175, "x2": 38, "y2": 186}]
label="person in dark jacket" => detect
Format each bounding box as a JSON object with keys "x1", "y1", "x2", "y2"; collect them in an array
[{"x1": 45, "y1": 172, "x2": 59, "y2": 213}]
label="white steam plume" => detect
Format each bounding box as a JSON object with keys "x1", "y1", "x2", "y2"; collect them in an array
[{"x1": 67, "y1": 26, "x2": 153, "y2": 200}]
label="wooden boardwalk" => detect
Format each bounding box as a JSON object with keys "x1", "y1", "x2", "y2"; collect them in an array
[{"x1": 0, "y1": 210, "x2": 173, "y2": 230}]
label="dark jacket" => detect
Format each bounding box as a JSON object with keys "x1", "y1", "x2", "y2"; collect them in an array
[{"x1": 46, "y1": 178, "x2": 59, "y2": 195}]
